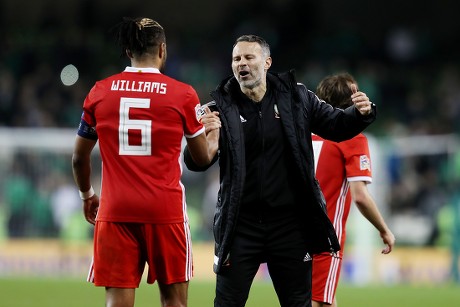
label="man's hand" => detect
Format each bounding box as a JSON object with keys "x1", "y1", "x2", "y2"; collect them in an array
[
  {"x1": 200, "y1": 106, "x2": 221, "y2": 134},
  {"x1": 83, "y1": 194, "x2": 99, "y2": 225},
  {"x1": 380, "y1": 230, "x2": 396, "y2": 254},
  {"x1": 351, "y1": 84, "x2": 373, "y2": 116}
]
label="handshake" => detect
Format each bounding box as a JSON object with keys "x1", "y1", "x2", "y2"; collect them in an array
[
  {"x1": 196, "y1": 101, "x2": 217, "y2": 122},
  {"x1": 196, "y1": 101, "x2": 221, "y2": 134}
]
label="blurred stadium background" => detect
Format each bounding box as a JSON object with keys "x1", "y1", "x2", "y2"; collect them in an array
[{"x1": 1, "y1": 0, "x2": 460, "y2": 304}]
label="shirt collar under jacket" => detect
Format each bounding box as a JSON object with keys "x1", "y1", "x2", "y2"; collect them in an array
[{"x1": 124, "y1": 67, "x2": 161, "y2": 74}]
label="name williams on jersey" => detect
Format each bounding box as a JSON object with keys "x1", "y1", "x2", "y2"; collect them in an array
[{"x1": 111, "y1": 80, "x2": 167, "y2": 94}]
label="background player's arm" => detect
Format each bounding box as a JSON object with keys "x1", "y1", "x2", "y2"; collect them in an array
[
  {"x1": 349, "y1": 181, "x2": 395, "y2": 254},
  {"x1": 72, "y1": 136, "x2": 96, "y2": 192},
  {"x1": 72, "y1": 135, "x2": 99, "y2": 225}
]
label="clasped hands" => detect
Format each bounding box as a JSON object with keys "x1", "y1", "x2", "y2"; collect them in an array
[{"x1": 200, "y1": 106, "x2": 221, "y2": 134}]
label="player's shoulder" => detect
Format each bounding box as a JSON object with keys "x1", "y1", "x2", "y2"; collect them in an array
[
  {"x1": 338, "y1": 133, "x2": 369, "y2": 153},
  {"x1": 95, "y1": 72, "x2": 124, "y2": 87},
  {"x1": 86, "y1": 74, "x2": 121, "y2": 102},
  {"x1": 160, "y1": 73, "x2": 191, "y2": 87},
  {"x1": 352, "y1": 133, "x2": 368, "y2": 142},
  {"x1": 163, "y1": 75, "x2": 199, "y2": 97},
  {"x1": 338, "y1": 133, "x2": 368, "y2": 146},
  {"x1": 312, "y1": 134, "x2": 343, "y2": 155}
]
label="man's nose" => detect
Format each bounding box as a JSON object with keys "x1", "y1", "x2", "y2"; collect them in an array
[{"x1": 237, "y1": 58, "x2": 247, "y2": 66}]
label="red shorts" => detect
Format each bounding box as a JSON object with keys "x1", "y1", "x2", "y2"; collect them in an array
[
  {"x1": 87, "y1": 221, "x2": 193, "y2": 288},
  {"x1": 312, "y1": 252, "x2": 343, "y2": 304}
]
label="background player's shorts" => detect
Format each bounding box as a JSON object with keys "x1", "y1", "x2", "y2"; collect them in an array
[
  {"x1": 312, "y1": 252, "x2": 343, "y2": 305},
  {"x1": 88, "y1": 221, "x2": 193, "y2": 288}
]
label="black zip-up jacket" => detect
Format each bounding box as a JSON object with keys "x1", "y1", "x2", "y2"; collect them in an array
[{"x1": 184, "y1": 70, "x2": 376, "y2": 274}]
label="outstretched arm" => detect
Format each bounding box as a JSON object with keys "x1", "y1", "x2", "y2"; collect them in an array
[
  {"x1": 349, "y1": 181, "x2": 395, "y2": 254},
  {"x1": 304, "y1": 84, "x2": 376, "y2": 142}
]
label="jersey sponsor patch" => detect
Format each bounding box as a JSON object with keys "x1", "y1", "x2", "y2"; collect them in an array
[{"x1": 360, "y1": 155, "x2": 371, "y2": 170}]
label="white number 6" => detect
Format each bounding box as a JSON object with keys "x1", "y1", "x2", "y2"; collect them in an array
[{"x1": 119, "y1": 97, "x2": 152, "y2": 156}]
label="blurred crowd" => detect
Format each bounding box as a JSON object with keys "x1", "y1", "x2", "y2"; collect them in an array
[
  {"x1": 1, "y1": 1, "x2": 459, "y2": 136},
  {"x1": 0, "y1": 0, "x2": 459, "y2": 246}
]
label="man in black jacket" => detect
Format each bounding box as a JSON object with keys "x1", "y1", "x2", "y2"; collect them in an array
[{"x1": 184, "y1": 35, "x2": 376, "y2": 307}]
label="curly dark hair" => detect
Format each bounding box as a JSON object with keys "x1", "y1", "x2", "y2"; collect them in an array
[{"x1": 111, "y1": 17, "x2": 166, "y2": 58}]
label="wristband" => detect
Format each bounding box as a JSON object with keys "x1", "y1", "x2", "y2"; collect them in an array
[{"x1": 79, "y1": 186, "x2": 95, "y2": 200}]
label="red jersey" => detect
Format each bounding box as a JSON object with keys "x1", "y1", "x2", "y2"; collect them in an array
[
  {"x1": 312, "y1": 133, "x2": 372, "y2": 250},
  {"x1": 81, "y1": 67, "x2": 205, "y2": 223}
]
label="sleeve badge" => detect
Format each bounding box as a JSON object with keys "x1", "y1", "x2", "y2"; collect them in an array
[{"x1": 360, "y1": 155, "x2": 371, "y2": 171}]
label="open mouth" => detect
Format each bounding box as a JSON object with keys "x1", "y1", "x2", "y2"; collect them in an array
[{"x1": 239, "y1": 71, "x2": 249, "y2": 77}]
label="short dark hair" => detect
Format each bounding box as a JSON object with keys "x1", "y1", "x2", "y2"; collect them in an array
[
  {"x1": 233, "y1": 35, "x2": 270, "y2": 57},
  {"x1": 316, "y1": 72, "x2": 357, "y2": 109},
  {"x1": 112, "y1": 17, "x2": 166, "y2": 58}
]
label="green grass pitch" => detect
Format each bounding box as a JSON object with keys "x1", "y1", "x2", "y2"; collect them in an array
[{"x1": 1, "y1": 277, "x2": 459, "y2": 306}]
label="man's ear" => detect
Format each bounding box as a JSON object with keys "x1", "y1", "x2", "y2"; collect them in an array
[
  {"x1": 265, "y1": 56, "x2": 272, "y2": 70},
  {"x1": 159, "y1": 43, "x2": 166, "y2": 59},
  {"x1": 126, "y1": 49, "x2": 133, "y2": 58}
]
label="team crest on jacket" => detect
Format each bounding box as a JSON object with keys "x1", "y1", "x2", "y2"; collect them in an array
[{"x1": 360, "y1": 155, "x2": 371, "y2": 170}]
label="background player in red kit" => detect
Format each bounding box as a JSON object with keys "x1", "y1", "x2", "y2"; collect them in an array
[
  {"x1": 71, "y1": 17, "x2": 220, "y2": 307},
  {"x1": 311, "y1": 73, "x2": 395, "y2": 307}
]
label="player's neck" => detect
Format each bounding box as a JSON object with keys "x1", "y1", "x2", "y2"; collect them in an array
[{"x1": 130, "y1": 58, "x2": 162, "y2": 69}]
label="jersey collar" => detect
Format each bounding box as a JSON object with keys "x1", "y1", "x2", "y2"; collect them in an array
[{"x1": 124, "y1": 67, "x2": 161, "y2": 74}]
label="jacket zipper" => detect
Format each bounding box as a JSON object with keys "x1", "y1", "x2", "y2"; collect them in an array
[{"x1": 258, "y1": 107, "x2": 264, "y2": 207}]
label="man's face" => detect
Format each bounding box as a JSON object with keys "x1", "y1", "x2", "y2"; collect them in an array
[{"x1": 231, "y1": 41, "x2": 271, "y2": 90}]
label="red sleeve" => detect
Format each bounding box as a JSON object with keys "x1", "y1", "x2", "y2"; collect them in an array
[
  {"x1": 341, "y1": 134, "x2": 372, "y2": 182},
  {"x1": 81, "y1": 83, "x2": 100, "y2": 127},
  {"x1": 183, "y1": 85, "x2": 205, "y2": 138}
]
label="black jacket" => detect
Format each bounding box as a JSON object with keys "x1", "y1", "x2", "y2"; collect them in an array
[{"x1": 184, "y1": 70, "x2": 376, "y2": 273}]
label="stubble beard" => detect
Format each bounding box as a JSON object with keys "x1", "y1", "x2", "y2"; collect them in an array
[{"x1": 238, "y1": 74, "x2": 261, "y2": 90}]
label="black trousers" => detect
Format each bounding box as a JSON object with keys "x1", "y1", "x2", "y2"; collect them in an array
[{"x1": 214, "y1": 208, "x2": 312, "y2": 307}]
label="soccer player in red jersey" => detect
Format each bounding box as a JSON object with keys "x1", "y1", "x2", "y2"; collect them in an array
[
  {"x1": 71, "y1": 17, "x2": 220, "y2": 307},
  {"x1": 311, "y1": 73, "x2": 395, "y2": 307}
]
